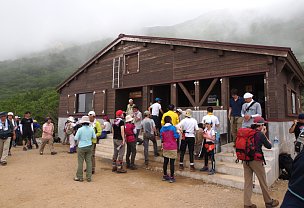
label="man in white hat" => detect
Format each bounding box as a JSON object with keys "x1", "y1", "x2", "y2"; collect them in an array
[
  {"x1": 176, "y1": 109, "x2": 199, "y2": 171},
  {"x1": 241, "y1": 92, "x2": 262, "y2": 128}
]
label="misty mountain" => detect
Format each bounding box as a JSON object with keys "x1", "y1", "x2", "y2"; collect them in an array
[
  {"x1": 0, "y1": 39, "x2": 111, "y2": 99},
  {"x1": 143, "y1": 9, "x2": 304, "y2": 60}
]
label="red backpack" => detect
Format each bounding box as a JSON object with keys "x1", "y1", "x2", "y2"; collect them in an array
[{"x1": 235, "y1": 128, "x2": 257, "y2": 162}]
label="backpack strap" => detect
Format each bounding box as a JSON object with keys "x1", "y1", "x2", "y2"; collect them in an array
[{"x1": 245, "y1": 101, "x2": 256, "y2": 112}]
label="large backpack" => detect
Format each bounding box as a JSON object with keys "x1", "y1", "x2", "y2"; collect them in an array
[{"x1": 235, "y1": 128, "x2": 257, "y2": 162}]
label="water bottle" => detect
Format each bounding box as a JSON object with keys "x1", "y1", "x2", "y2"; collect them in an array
[{"x1": 273, "y1": 137, "x2": 279, "y2": 147}]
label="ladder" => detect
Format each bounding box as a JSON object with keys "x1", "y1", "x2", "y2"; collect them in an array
[{"x1": 112, "y1": 57, "x2": 121, "y2": 88}]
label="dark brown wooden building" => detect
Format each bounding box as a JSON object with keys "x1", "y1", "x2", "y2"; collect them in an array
[{"x1": 57, "y1": 34, "x2": 304, "y2": 154}]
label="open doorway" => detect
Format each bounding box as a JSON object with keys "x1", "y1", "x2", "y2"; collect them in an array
[
  {"x1": 230, "y1": 74, "x2": 265, "y2": 117},
  {"x1": 151, "y1": 84, "x2": 171, "y2": 113},
  {"x1": 115, "y1": 87, "x2": 143, "y2": 112}
]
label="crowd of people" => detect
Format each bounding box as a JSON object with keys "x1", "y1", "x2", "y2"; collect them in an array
[{"x1": 2, "y1": 88, "x2": 304, "y2": 207}]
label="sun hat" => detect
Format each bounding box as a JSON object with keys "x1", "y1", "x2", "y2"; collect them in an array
[
  {"x1": 253, "y1": 116, "x2": 267, "y2": 125},
  {"x1": 80, "y1": 116, "x2": 90, "y2": 124},
  {"x1": 185, "y1": 109, "x2": 192, "y2": 118},
  {"x1": 0, "y1": 112, "x2": 7, "y2": 117},
  {"x1": 125, "y1": 115, "x2": 133, "y2": 123},
  {"x1": 243, "y1": 92, "x2": 253, "y2": 99},
  {"x1": 144, "y1": 110, "x2": 150, "y2": 116},
  {"x1": 7, "y1": 112, "x2": 14, "y2": 116},
  {"x1": 129, "y1": 99, "x2": 133, "y2": 103},
  {"x1": 67, "y1": 116, "x2": 75, "y2": 122},
  {"x1": 116, "y1": 110, "x2": 124, "y2": 117},
  {"x1": 88, "y1": 111, "x2": 96, "y2": 116}
]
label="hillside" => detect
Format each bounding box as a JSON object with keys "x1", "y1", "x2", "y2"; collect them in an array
[{"x1": 0, "y1": 38, "x2": 111, "y2": 99}]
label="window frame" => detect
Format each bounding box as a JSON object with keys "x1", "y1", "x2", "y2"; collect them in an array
[
  {"x1": 285, "y1": 85, "x2": 298, "y2": 117},
  {"x1": 76, "y1": 92, "x2": 93, "y2": 114},
  {"x1": 124, "y1": 51, "x2": 140, "y2": 75}
]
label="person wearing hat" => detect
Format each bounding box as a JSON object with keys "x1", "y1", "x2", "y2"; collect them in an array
[
  {"x1": 39, "y1": 117, "x2": 57, "y2": 155},
  {"x1": 65, "y1": 116, "x2": 76, "y2": 153},
  {"x1": 125, "y1": 115, "x2": 137, "y2": 170},
  {"x1": 241, "y1": 92, "x2": 262, "y2": 128},
  {"x1": 14, "y1": 116, "x2": 21, "y2": 146},
  {"x1": 88, "y1": 111, "x2": 102, "y2": 174},
  {"x1": 243, "y1": 116, "x2": 279, "y2": 208},
  {"x1": 0, "y1": 112, "x2": 14, "y2": 166},
  {"x1": 126, "y1": 99, "x2": 135, "y2": 116},
  {"x1": 176, "y1": 109, "x2": 199, "y2": 172},
  {"x1": 7, "y1": 112, "x2": 16, "y2": 156},
  {"x1": 20, "y1": 111, "x2": 35, "y2": 151},
  {"x1": 74, "y1": 116, "x2": 96, "y2": 182},
  {"x1": 289, "y1": 113, "x2": 304, "y2": 152},
  {"x1": 161, "y1": 104, "x2": 179, "y2": 126},
  {"x1": 112, "y1": 110, "x2": 127, "y2": 173},
  {"x1": 141, "y1": 110, "x2": 159, "y2": 166},
  {"x1": 148, "y1": 98, "x2": 164, "y2": 134},
  {"x1": 281, "y1": 140, "x2": 304, "y2": 208}
]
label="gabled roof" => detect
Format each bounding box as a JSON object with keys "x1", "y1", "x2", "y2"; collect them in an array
[{"x1": 57, "y1": 34, "x2": 303, "y2": 91}]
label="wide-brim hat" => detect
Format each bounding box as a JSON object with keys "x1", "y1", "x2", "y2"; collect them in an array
[
  {"x1": 88, "y1": 111, "x2": 96, "y2": 116},
  {"x1": 67, "y1": 116, "x2": 75, "y2": 122},
  {"x1": 125, "y1": 115, "x2": 133, "y2": 123},
  {"x1": 144, "y1": 110, "x2": 150, "y2": 116},
  {"x1": 185, "y1": 109, "x2": 192, "y2": 117},
  {"x1": 0, "y1": 112, "x2": 7, "y2": 117},
  {"x1": 80, "y1": 116, "x2": 90, "y2": 124},
  {"x1": 8, "y1": 112, "x2": 14, "y2": 116},
  {"x1": 253, "y1": 116, "x2": 268, "y2": 125}
]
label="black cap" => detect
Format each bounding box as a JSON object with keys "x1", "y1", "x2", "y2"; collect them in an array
[{"x1": 0, "y1": 112, "x2": 7, "y2": 117}]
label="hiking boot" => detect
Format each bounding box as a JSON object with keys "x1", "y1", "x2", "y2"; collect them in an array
[
  {"x1": 73, "y1": 177, "x2": 83, "y2": 182},
  {"x1": 112, "y1": 166, "x2": 117, "y2": 172},
  {"x1": 116, "y1": 168, "x2": 127, "y2": 173},
  {"x1": 179, "y1": 164, "x2": 184, "y2": 171},
  {"x1": 129, "y1": 165, "x2": 137, "y2": 170},
  {"x1": 154, "y1": 153, "x2": 160, "y2": 157},
  {"x1": 23, "y1": 147, "x2": 27, "y2": 151},
  {"x1": 87, "y1": 178, "x2": 92, "y2": 182},
  {"x1": 200, "y1": 166, "x2": 209, "y2": 172},
  {"x1": 169, "y1": 177, "x2": 176, "y2": 183},
  {"x1": 265, "y1": 199, "x2": 279, "y2": 208},
  {"x1": 190, "y1": 165, "x2": 196, "y2": 172},
  {"x1": 208, "y1": 169, "x2": 215, "y2": 175},
  {"x1": 126, "y1": 163, "x2": 130, "y2": 169},
  {"x1": 35, "y1": 144, "x2": 39, "y2": 149},
  {"x1": 8, "y1": 152, "x2": 12, "y2": 156},
  {"x1": 51, "y1": 152, "x2": 57, "y2": 155},
  {"x1": 0, "y1": 161, "x2": 7, "y2": 166},
  {"x1": 244, "y1": 204, "x2": 257, "y2": 208},
  {"x1": 40, "y1": 152, "x2": 43, "y2": 155},
  {"x1": 92, "y1": 170, "x2": 95, "y2": 174},
  {"x1": 162, "y1": 175, "x2": 170, "y2": 181}
]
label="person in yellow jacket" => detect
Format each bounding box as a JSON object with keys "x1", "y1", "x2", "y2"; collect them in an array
[
  {"x1": 88, "y1": 111, "x2": 102, "y2": 174},
  {"x1": 161, "y1": 104, "x2": 179, "y2": 126}
]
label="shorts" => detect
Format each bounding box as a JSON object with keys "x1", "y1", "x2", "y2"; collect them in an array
[{"x1": 22, "y1": 133, "x2": 33, "y2": 142}]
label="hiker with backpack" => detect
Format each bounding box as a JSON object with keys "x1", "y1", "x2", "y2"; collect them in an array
[
  {"x1": 241, "y1": 93, "x2": 262, "y2": 128},
  {"x1": 236, "y1": 116, "x2": 279, "y2": 208},
  {"x1": 0, "y1": 112, "x2": 14, "y2": 166},
  {"x1": 289, "y1": 113, "x2": 304, "y2": 155},
  {"x1": 124, "y1": 115, "x2": 137, "y2": 170},
  {"x1": 281, "y1": 137, "x2": 304, "y2": 208}
]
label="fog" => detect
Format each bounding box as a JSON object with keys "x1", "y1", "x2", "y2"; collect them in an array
[{"x1": 0, "y1": 0, "x2": 303, "y2": 61}]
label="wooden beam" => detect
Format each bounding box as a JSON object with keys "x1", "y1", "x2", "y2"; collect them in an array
[
  {"x1": 142, "y1": 86, "x2": 148, "y2": 111},
  {"x1": 276, "y1": 58, "x2": 286, "y2": 75},
  {"x1": 192, "y1": 47, "x2": 198, "y2": 53},
  {"x1": 199, "y1": 78, "x2": 218, "y2": 106},
  {"x1": 170, "y1": 83, "x2": 177, "y2": 107},
  {"x1": 221, "y1": 78, "x2": 229, "y2": 110},
  {"x1": 287, "y1": 73, "x2": 295, "y2": 84},
  {"x1": 194, "y1": 81, "x2": 200, "y2": 107},
  {"x1": 218, "y1": 50, "x2": 224, "y2": 57},
  {"x1": 178, "y1": 83, "x2": 195, "y2": 107},
  {"x1": 102, "y1": 89, "x2": 107, "y2": 114}
]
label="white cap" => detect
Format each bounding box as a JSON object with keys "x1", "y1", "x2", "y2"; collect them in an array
[
  {"x1": 176, "y1": 108, "x2": 183, "y2": 113},
  {"x1": 67, "y1": 116, "x2": 75, "y2": 122},
  {"x1": 8, "y1": 112, "x2": 14, "y2": 116},
  {"x1": 129, "y1": 99, "x2": 133, "y2": 103},
  {"x1": 80, "y1": 116, "x2": 90, "y2": 124},
  {"x1": 243, "y1": 92, "x2": 253, "y2": 99},
  {"x1": 88, "y1": 111, "x2": 96, "y2": 116},
  {"x1": 185, "y1": 109, "x2": 192, "y2": 117}
]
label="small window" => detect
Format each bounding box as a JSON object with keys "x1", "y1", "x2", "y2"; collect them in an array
[
  {"x1": 286, "y1": 85, "x2": 298, "y2": 116},
  {"x1": 77, "y1": 93, "x2": 93, "y2": 113},
  {"x1": 124, "y1": 52, "x2": 139, "y2": 74},
  {"x1": 291, "y1": 91, "x2": 296, "y2": 114}
]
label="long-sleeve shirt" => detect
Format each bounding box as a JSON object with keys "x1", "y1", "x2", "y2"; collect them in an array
[
  {"x1": 42, "y1": 122, "x2": 54, "y2": 140},
  {"x1": 241, "y1": 100, "x2": 262, "y2": 128}
]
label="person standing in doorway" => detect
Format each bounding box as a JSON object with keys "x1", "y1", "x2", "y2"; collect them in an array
[
  {"x1": 229, "y1": 89, "x2": 245, "y2": 142},
  {"x1": 132, "y1": 105, "x2": 143, "y2": 145},
  {"x1": 126, "y1": 99, "x2": 135, "y2": 116},
  {"x1": 176, "y1": 109, "x2": 199, "y2": 172},
  {"x1": 0, "y1": 112, "x2": 14, "y2": 166},
  {"x1": 149, "y1": 98, "x2": 163, "y2": 135},
  {"x1": 20, "y1": 111, "x2": 35, "y2": 151},
  {"x1": 241, "y1": 93, "x2": 262, "y2": 128}
]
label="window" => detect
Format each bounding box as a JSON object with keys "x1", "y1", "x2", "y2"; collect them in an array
[
  {"x1": 124, "y1": 52, "x2": 139, "y2": 74},
  {"x1": 292, "y1": 91, "x2": 296, "y2": 114},
  {"x1": 286, "y1": 85, "x2": 298, "y2": 116},
  {"x1": 77, "y1": 93, "x2": 93, "y2": 113}
]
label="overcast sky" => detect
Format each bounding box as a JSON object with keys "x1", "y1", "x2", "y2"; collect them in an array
[{"x1": 0, "y1": 0, "x2": 302, "y2": 61}]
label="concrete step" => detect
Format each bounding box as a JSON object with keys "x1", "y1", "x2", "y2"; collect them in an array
[
  {"x1": 221, "y1": 143, "x2": 275, "y2": 158},
  {"x1": 215, "y1": 152, "x2": 274, "y2": 166}
]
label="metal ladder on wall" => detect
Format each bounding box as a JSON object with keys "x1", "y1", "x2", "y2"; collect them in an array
[{"x1": 112, "y1": 57, "x2": 121, "y2": 88}]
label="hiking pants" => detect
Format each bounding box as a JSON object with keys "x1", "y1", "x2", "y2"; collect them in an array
[
  {"x1": 230, "y1": 116, "x2": 243, "y2": 142},
  {"x1": 0, "y1": 137, "x2": 11, "y2": 163},
  {"x1": 163, "y1": 157, "x2": 175, "y2": 177},
  {"x1": 143, "y1": 133, "x2": 158, "y2": 164},
  {"x1": 112, "y1": 139, "x2": 125, "y2": 162},
  {"x1": 126, "y1": 141, "x2": 137, "y2": 166},
  {"x1": 204, "y1": 145, "x2": 215, "y2": 170},
  {"x1": 243, "y1": 160, "x2": 272, "y2": 206},
  {"x1": 39, "y1": 138, "x2": 55, "y2": 153},
  {"x1": 76, "y1": 145, "x2": 92, "y2": 180},
  {"x1": 92, "y1": 143, "x2": 96, "y2": 172},
  {"x1": 179, "y1": 137, "x2": 195, "y2": 165},
  {"x1": 135, "y1": 129, "x2": 143, "y2": 143}
]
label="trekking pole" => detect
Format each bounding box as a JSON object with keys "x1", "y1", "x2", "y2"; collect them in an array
[{"x1": 253, "y1": 173, "x2": 256, "y2": 188}]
